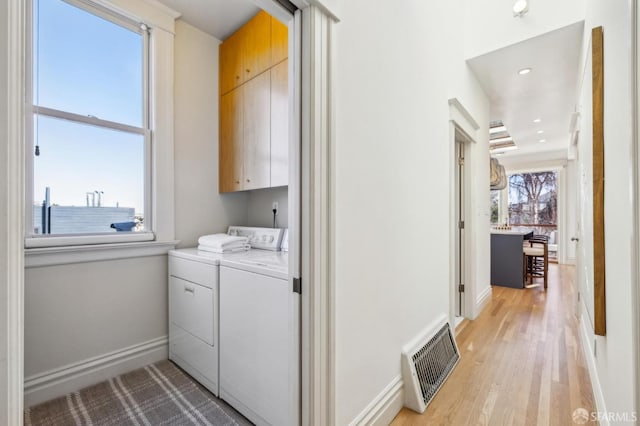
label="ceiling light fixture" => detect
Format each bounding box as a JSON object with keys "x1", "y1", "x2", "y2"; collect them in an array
[
  {"x1": 491, "y1": 145, "x2": 519, "y2": 153},
  {"x1": 518, "y1": 67, "x2": 532, "y2": 75},
  {"x1": 539, "y1": 139, "x2": 546, "y2": 143},
  {"x1": 533, "y1": 118, "x2": 541, "y2": 123},
  {"x1": 513, "y1": 0, "x2": 529, "y2": 17},
  {"x1": 537, "y1": 130, "x2": 544, "y2": 134},
  {"x1": 490, "y1": 136, "x2": 513, "y2": 144},
  {"x1": 489, "y1": 125, "x2": 507, "y2": 134}
]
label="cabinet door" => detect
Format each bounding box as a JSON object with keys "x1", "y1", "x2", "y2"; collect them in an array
[
  {"x1": 243, "y1": 70, "x2": 271, "y2": 190},
  {"x1": 270, "y1": 59, "x2": 288, "y2": 187},
  {"x1": 243, "y1": 11, "x2": 271, "y2": 82},
  {"x1": 271, "y1": 16, "x2": 288, "y2": 66},
  {"x1": 219, "y1": 31, "x2": 244, "y2": 95},
  {"x1": 219, "y1": 87, "x2": 243, "y2": 193}
]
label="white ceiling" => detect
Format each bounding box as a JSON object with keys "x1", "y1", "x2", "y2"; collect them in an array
[
  {"x1": 467, "y1": 21, "x2": 584, "y2": 162},
  {"x1": 156, "y1": 0, "x2": 260, "y2": 40}
]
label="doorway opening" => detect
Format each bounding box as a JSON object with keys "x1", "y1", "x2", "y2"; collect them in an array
[{"x1": 454, "y1": 133, "x2": 466, "y2": 318}]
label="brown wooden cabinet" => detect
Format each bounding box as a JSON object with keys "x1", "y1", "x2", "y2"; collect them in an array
[
  {"x1": 219, "y1": 31, "x2": 243, "y2": 96},
  {"x1": 271, "y1": 17, "x2": 288, "y2": 66},
  {"x1": 219, "y1": 87, "x2": 243, "y2": 192},
  {"x1": 243, "y1": 71, "x2": 271, "y2": 190},
  {"x1": 270, "y1": 59, "x2": 288, "y2": 187},
  {"x1": 219, "y1": 11, "x2": 288, "y2": 193},
  {"x1": 242, "y1": 11, "x2": 271, "y2": 83}
]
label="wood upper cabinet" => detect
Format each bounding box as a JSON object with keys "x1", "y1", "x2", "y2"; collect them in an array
[
  {"x1": 219, "y1": 10, "x2": 288, "y2": 193},
  {"x1": 219, "y1": 31, "x2": 243, "y2": 95},
  {"x1": 270, "y1": 59, "x2": 288, "y2": 187},
  {"x1": 242, "y1": 11, "x2": 271, "y2": 82},
  {"x1": 271, "y1": 17, "x2": 288, "y2": 66},
  {"x1": 219, "y1": 87, "x2": 243, "y2": 193},
  {"x1": 243, "y1": 71, "x2": 271, "y2": 190},
  {"x1": 220, "y1": 11, "x2": 271, "y2": 95}
]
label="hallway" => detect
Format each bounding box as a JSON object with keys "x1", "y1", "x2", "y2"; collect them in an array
[{"x1": 392, "y1": 264, "x2": 596, "y2": 425}]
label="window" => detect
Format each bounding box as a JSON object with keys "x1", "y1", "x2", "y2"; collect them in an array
[
  {"x1": 508, "y1": 170, "x2": 558, "y2": 259},
  {"x1": 28, "y1": 0, "x2": 151, "y2": 244}
]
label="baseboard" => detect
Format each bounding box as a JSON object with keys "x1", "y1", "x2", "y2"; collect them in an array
[
  {"x1": 475, "y1": 286, "x2": 492, "y2": 318},
  {"x1": 579, "y1": 315, "x2": 608, "y2": 426},
  {"x1": 24, "y1": 336, "x2": 168, "y2": 407},
  {"x1": 350, "y1": 376, "x2": 404, "y2": 426}
]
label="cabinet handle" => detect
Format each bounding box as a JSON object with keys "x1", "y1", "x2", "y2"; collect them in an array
[
  {"x1": 246, "y1": 179, "x2": 251, "y2": 182},
  {"x1": 184, "y1": 286, "x2": 195, "y2": 294},
  {"x1": 246, "y1": 69, "x2": 250, "y2": 73},
  {"x1": 236, "y1": 75, "x2": 240, "y2": 80},
  {"x1": 235, "y1": 180, "x2": 240, "y2": 184}
]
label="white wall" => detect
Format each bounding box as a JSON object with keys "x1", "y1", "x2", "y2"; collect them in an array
[
  {"x1": 333, "y1": 1, "x2": 489, "y2": 423},
  {"x1": 576, "y1": 0, "x2": 637, "y2": 419},
  {"x1": 25, "y1": 257, "x2": 167, "y2": 374},
  {"x1": 173, "y1": 20, "x2": 248, "y2": 248},
  {"x1": 464, "y1": 0, "x2": 585, "y2": 59},
  {"x1": 24, "y1": 255, "x2": 168, "y2": 405},
  {"x1": 247, "y1": 186, "x2": 289, "y2": 228}
]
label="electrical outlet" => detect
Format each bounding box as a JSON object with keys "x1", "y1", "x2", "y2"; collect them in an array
[{"x1": 272, "y1": 202, "x2": 278, "y2": 213}]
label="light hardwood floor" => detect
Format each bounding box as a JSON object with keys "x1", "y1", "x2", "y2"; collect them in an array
[{"x1": 392, "y1": 264, "x2": 595, "y2": 426}]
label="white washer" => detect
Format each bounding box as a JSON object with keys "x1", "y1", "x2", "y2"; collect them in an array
[
  {"x1": 168, "y1": 227, "x2": 284, "y2": 398},
  {"x1": 219, "y1": 234, "x2": 299, "y2": 426}
]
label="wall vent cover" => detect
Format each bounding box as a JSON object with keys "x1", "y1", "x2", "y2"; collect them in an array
[{"x1": 401, "y1": 321, "x2": 460, "y2": 413}]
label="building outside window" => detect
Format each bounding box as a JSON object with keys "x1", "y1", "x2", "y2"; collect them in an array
[{"x1": 29, "y1": 0, "x2": 150, "y2": 239}]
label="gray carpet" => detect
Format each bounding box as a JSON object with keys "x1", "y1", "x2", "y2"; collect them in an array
[{"x1": 25, "y1": 361, "x2": 253, "y2": 426}]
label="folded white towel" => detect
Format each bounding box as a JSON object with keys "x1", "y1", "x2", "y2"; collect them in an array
[
  {"x1": 198, "y1": 234, "x2": 248, "y2": 249},
  {"x1": 197, "y1": 244, "x2": 251, "y2": 254}
]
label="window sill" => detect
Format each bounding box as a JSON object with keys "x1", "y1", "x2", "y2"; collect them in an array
[{"x1": 25, "y1": 240, "x2": 179, "y2": 268}]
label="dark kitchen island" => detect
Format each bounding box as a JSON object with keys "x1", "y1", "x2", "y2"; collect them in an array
[{"x1": 490, "y1": 229, "x2": 534, "y2": 288}]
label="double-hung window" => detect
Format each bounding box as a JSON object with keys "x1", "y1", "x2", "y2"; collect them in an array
[{"x1": 27, "y1": 0, "x2": 152, "y2": 247}]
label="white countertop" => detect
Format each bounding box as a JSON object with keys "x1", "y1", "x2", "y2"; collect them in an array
[{"x1": 490, "y1": 228, "x2": 534, "y2": 236}]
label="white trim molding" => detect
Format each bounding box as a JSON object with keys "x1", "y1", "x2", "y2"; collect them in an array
[
  {"x1": 349, "y1": 376, "x2": 404, "y2": 426},
  {"x1": 475, "y1": 286, "x2": 493, "y2": 316},
  {"x1": 25, "y1": 240, "x2": 178, "y2": 267},
  {"x1": 4, "y1": 0, "x2": 26, "y2": 424},
  {"x1": 300, "y1": 4, "x2": 336, "y2": 425},
  {"x1": 24, "y1": 336, "x2": 168, "y2": 407},
  {"x1": 448, "y1": 98, "x2": 482, "y2": 322},
  {"x1": 579, "y1": 315, "x2": 608, "y2": 426}
]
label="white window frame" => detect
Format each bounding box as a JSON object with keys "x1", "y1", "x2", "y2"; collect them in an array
[
  {"x1": 25, "y1": 0, "x2": 155, "y2": 248},
  {"x1": 21, "y1": 0, "x2": 180, "y2": 260}
]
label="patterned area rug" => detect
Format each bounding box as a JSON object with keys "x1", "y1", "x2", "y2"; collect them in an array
[{"x1": 25, "y1": 361, "x2": 246, "y2": 426}]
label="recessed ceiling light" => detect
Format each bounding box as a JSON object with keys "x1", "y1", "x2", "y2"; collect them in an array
[
  {"x1": 536, "y1": 130, "x2": 544, "y2": 134},
  {"x1": 533, "y1": 118, "x2": 541, "y2": 123},
  {"x1": 513, "y1": 0, "x2": 529, "y2": 17},
  {"x1": 491, "y1": 145, "x2": 518, "y2": 153},
  {"x1": 489, "y1": 125, "x2": 507, "y2": 134},
  {"x1": 518, "y1": 68, "x2": 532, "y2": 75},
  {"x1": 539, "y1": 139, "x2": 546, "y2": 143},
  {"x1": 490, "y1": 136, "x2": 513, "y2": 143}
]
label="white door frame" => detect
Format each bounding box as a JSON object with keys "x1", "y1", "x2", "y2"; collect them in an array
[
  {"x1": 448, "y1": 98, "x2": 479, "y2": 324},
  {"x1": 634, "y1": 0, "x2": 640, "y2": 417},
  {"x1": 4, "y1": 0, "x2": 26, "y2": 425}
]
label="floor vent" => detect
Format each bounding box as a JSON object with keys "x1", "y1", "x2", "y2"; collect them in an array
[{"x1": 401, "y1": 321, "x2": 460, "y2": 413}]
